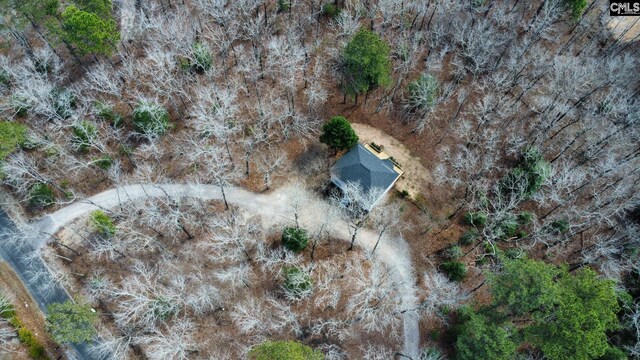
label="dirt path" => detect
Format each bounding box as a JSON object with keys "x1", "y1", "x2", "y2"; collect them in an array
[
  {"x1": 351, "y1": 123, "x2": 432, "y2": 198},
  {"x1": 36, "y1": 182, "x2": 421, "y2": 358}
]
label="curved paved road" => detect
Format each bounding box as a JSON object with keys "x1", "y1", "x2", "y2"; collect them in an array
[
  {"x1": 36, "y1": 183, "x2": 421, "y2": 358},
  {"x1": 0, "y1": 211, "x2": 95, "y2": 359}
]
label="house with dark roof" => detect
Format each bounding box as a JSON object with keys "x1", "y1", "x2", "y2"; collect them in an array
[{"x1": 330, "y1": 143, "x2": 402, "y2": 209}]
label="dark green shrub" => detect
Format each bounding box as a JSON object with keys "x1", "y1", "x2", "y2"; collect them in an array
[
  {"x1": 17, "y1": 327, "x2": 48, "y2": 360},
  {"x1": 90, "y1": 210, "x2": 116, "y2": 236},
  {"x1": 498, "y1": 216, "x2": 518, "y2": 239},
  {"x1": 278, "y1": 0, "x2": 291, "y2": 12},
  {"x1": 504, "y1": 248, "x2": 524, "y2": 260},
  {"x1": 283, "y1": 266, "x2": 312, "y2": 298},
  {"x1": 43, "y1": 0, "x2": 59, "y2": 16},
  {"x1": 420, "y1": 347, "x2": 444, "y2": 360},
  {"x1": 249, "y1": 340, "x2": 323, "y2": 360},
  {"x1": 319, "y1": 116, "x2": 358, "y2": 153},
  {"x1": 322, "y1": 3, "x2": 341, "y2": 18},
  {"x1": 150, "y1": 297, "x2": 179, "y2": 321},
  {"x1": 476, "y1": 256, "x2": 490, "y2": 266},
  {"x1": 566, "y1": 0, "x2": 587, "y2": 19},
  {"x1": 29, "y1": 183, "x2": 55, "y2": 207},
  {"x1": 95, "y1": 102, "x2": 123, "y2": 127},
  {"x1": 551, "y1": 219, "x2": 570, "y2": 233},
  {"x1": 8, "y1": 315, "x2": 21, "y2": 328},
  {"x1": 460, "y1": 229, "x2": 478, "y2": 246},
  {"x1": 441, "y1": 260, "x2": 467, "y2": 282},
  {"x1": 92, "y1": 155, "x2": 113, "y2": 170},
  {"x1": 281, "y1": 226, "x2": 309, "y2": 252},
  {"x1": 133, "y1": 101, "x2": 171, "y2": 136},
  {"x1": 464, "y1": 212, "x2": 487, "y2": 226},
  {"x1": 35, "y1": 59, "x2": 52, "y2": 74},
  {"x1": 71, "y1": 121, "x2": 97, "y2": 152},
  {"x1": 0, "y1": 294, "x2": 16, "y2": 319},
  {"x1": 0, "y1": 69, "x2": 10, "y2": 87},
  {"x1": 51, "y1": 88, "x2": 76, "y2": 119},
  {"x1": 517, "y1": 212, "x2": 533, "y2": 225},
  {"x1": 500, "y1": 148, "x2": 550, "y2": 199},
  {"x1": 446, "y1": 245, "x2": 463, "y2": 260},
  {"x1": 398, "y1": 189, "x2": 410, "y2": 198},
  {"x1": 191, "y1": 42, "x2": 213, "y2": 72},
  {"x1": 597, "y1": 346, "x2": 627, "y2": 360},
  {"x1": 12, "y1": 96, "x2": 29, "y2": 117}
]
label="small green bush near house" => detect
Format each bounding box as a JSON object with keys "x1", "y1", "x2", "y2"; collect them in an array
[
  {"x1": 249, "y1": 340, "x2": 323, "y2": 360},
  {"x1": 319, "y1": 116, "x2": 359, "y2": 153}
]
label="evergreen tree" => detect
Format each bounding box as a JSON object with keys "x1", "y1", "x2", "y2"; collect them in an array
[
  {"x1": 47, "y1": 300, "x2": 98, "y2": 344},
  {"x1": 342, "y1": 29, "x2": 391, "y2": 101},
  {"x1": 60, "y1": 5, "x2": 120, "y2": 56},
  {"x1": 319, "y1": 116, "x2": 359, "y2": 153},
  {"x1": 455, "y1": 308, "x2": 518, "y2": 360},
  {"x1": 249, "y1": 340, "x2": 323, "y2": 360}
]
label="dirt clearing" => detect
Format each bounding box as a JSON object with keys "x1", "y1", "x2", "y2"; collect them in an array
[{"x1": 351, "y1": 123, "x2": 432, "y2": 198}]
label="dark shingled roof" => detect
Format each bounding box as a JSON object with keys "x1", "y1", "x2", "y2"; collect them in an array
[{"x1": 331, "y1": 144, "x2": 400, "y2": 192}]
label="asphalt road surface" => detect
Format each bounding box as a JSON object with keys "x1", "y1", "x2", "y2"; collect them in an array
[{"x1": 0, "y1": 210, "x2": 96, "y2": 360}]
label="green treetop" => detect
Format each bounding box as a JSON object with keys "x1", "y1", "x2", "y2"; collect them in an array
[
  {"x1": 249, "y1": 340, "x2": 323, "y2": 360},
  {"x1": 487, "y1": 258, "x2": 620, "y2": 360},
  {"x1": 454, "y1": 308, "x2": 518, "y2": 360},
  {"x1": 342, "y1": 29, "x2": 391, "y2": 97},
  {"x1": 319, "y1": 116, "x2": 358, "y2": 153},
  {"x1": 0, "y1": 121, "x2": 28, "y2": 159},
  {"x1": 526, "y1": 267, "x2": 620, "y2": 360},
  {"x1": 73, "y1": 0, "x2": 113, "y2": 19},
  {"x1": 47, "y1": 299, "x2": 98, "y2": 344},
  {"x1": 487, "y1": 257, "x2": 562, "y2": 317},
  {"x1": 60, "y1": 5, "x2": 120, "y2": 56},
  {"x1": 566, "y1": 0, "x2": 587, "y2": 19}
]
